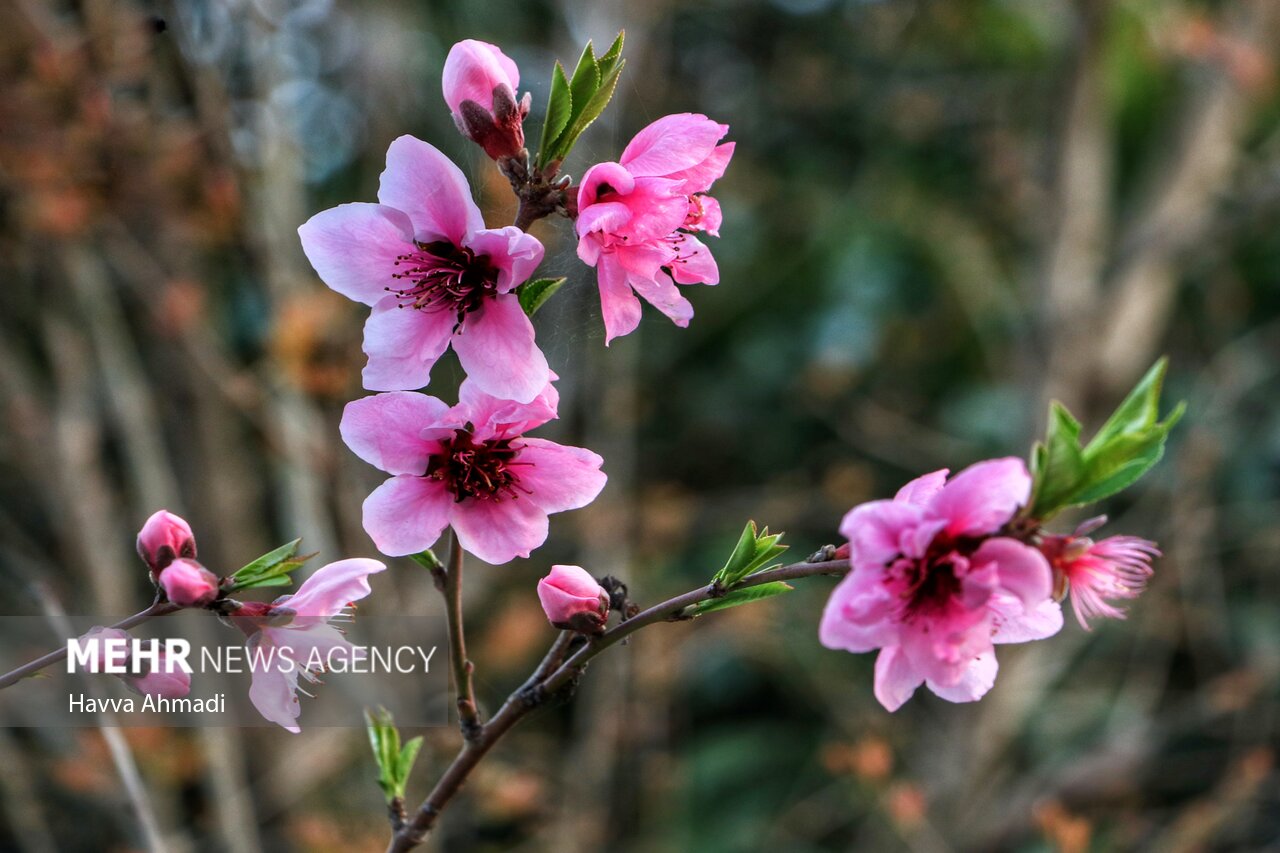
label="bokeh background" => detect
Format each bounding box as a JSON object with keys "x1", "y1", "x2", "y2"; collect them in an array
[{"x1": 2, "y1": 0, "x2": 1279, "y2": 850}]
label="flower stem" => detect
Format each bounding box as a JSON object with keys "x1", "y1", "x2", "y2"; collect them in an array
[
  {"x1": 385, "y1": 557, "x2": 849, "y2": 852},
  {"x1": 442, "y1": 530, "x2": 481, "y2": 741},
  {"x1": 0, "y1": 597, "x2": 182, "y2": 690}
]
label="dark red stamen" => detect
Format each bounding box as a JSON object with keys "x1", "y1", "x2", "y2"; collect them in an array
[
  {"x1": 387, "y1": 240, "x2": 499, "y2": 332},
  {"x1": 427, "y1": 430, "x2": 532, "y2": 503}
]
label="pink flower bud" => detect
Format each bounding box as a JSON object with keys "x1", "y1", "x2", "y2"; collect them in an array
[
  {"x1": 122, "y1": 655, "x2": 192, "y2": 699},
  {"x1": 537, "y1": 565, "x2": 609, "y2": 634},
  {"x1": 442, "y1": 39, "x2": 530, "y2": 160},
  {"x1": 157, "y1": 558, "x2": 219, "y2": 607},
  {"x1": 136, "y1": 510, "x2": 196, "y2": 575}
]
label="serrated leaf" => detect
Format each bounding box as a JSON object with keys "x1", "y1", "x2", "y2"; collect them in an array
[
  {"x1": 366, "y1": 707, "x2": 414, "y2": 802},
  {"x1": 231, "y1": 538, "x2": 301, "y2": 581},
  {"x1": 690, "y1": 582, "x2": 794, "y2": 616},
  {"x1": 537, "y1": 62, "x2": 572, "y2": 168},
  {"x1": 566, "y1": 42, "x2": 601, "y2": 131},
  {"x1": 397, "y1": 736, "x2": 424, "y2": 784},
  {"x1": 518, "y1": 277, "x2": 566, "y2": 316},
  {"x1": 1027, "y1": 358, "x2": 1184, "y2": 519},
  {"x1": 713, "y1": 521, "x2": 760, "y2": 584},
  {"x1": 598, "y1": 30, "x2": 624, "y2": 69},
  {"x1": 551, "y1": 59, "x2": 625, "y2": 162}
]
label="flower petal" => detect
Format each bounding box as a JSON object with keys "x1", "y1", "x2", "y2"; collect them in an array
[
  {"x1": 465, "y1": 226, "x2": 545, "y2": 293},
  {"x1": 281, "y1": 558, "x2": 385, "y2": 626},
  {"x1": 515, "y1": 438, "x2": 607, "y2": 514},
  {"x1": 929, "y1": 457, "x2": 1031, "y2": 537},
  {"x1": 597, "y1": 256, "x2": 643, "y2": 345},
  {"x1": 667, "y1": 234, "x2": 719, "y2": 286},
  {"x1": 246, "y1": 633, "x2": 301, "y2": 733},
  {"x1": 442, "y1": 39, "x2": 518, "y2": 115},
  {"x1": 925, "y1": 651, "x2": 998, "y2": 704},
  {"x1": 990, "y1": 594, "x2": 1064, "y2": 644},
  {"x1": 341, "y1": 392, "x2": 452, "y2": 475},
  {"x1": 620, "y1": 113, "x2": 729, "y2": 178},
  {"x1": 361, "y1": 298, "x2": 455, "y2": 392},
  {"x1": 378, "y1": 136, "x2": 483, "y2": 244},
  {"x1": 451, "y1": 295, "x2": 549, "y2": 403},
  {"x1": 362, "y1": 476, "x2": 453, "y2": 557},
  {"x1": 450, "y1": 495, "x2": 550, "y2": 565},
  {"x1": 819, "y1": 569, "x2": 898, "y2": 653},
  {"x1": 893, "y1": 469, "x2": 950, "y2": 506},
  {"x1": 838, "y1": 500, "x2": 926, "y2": 570},
  {"x1": 627, "y1": 269, "x2": 695, "y2": 328},
  {"x1": 973, "y1": 537, "x2": 1052, "y2": 607},
  {"x1": 298, "y1": 204, "x2": 416, "y2": 306},
  {"x1": 874, "y1": 646, "x2": 925, "y2": 712}
]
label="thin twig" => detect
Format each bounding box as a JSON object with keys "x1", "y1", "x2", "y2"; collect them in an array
[
  {"x1": 386, "y1": 557, "x2": 850, "y2": 852},
  {"x1": 442, "y1": 531, "x2": 481, "y2": 741}
]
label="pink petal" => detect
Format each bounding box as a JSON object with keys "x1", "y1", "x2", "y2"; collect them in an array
[
  {"x1": 279, "y1": 558, "x2": 385, "y2": 626},
  {"x1": 457, "y1": 375, "x2": 559, "y2": 439},
  {"x1": 929, "y1": 457, "x2": 1031, "y2": 537},
  {"x1": 620, "y1": 113, "x2": 729, "y2": 178},
  {"x1": 628, "y1": 270, "x2": 695, "y2": 328},
  {"x1": 442, "y1": 40, "x2": 519, "y2": 115},
  {"x1": 597, "y1": 256, "x2": 643, "y2": 345},
  {"x1": 900, "y1": 612, "x2": 993, "y2": 689},
  {"x1": 246, "y1": 633, "x2": 301, "y2": 733},
  {"x1": 378, "y1": 136, "x2": 483, "y2": 244},
  {"x1": 341, "y1": 392, "x2": 452, "y2": 475},
  {"x1": 838, "y1": 500, "x2": 926, "y2": 570},
  {"x1": 925, "y1": 651, "x2": 998, "y2": 704},
  {"x1": 578, "y1": 162, "x2": 635, "y2": 210},
  {"x1": 361, "y1": 298, "x2": 456, "y2": 392},
  {"x1": 362, "y1": 476, "x2": 453, "y2": 557},
  {"x1": 668, "y1": 141, "x2": 735, "y2": 195},
  {"x1": 451, "y1": 295, "x2": 550, "y2": 404},
  {"x1": 515, "y1": 438, "x2": 607, "y2": 514},
  {"x1": 819, "y1": 570, "x2": 897, "y2": 653},
  {"x1": 465, "y1": 226, "x2": 545, "y2": 293},
  {"x1": 667, "y1": 235, "x2": 719, "y2": 286},
  {"x1": 449, "y1": 495, "x2": 549, "y2": 565},
  {"x1": 268, "y1": 623, "x2": 354, "y2": 671},
  {"x1": 990, "y1": 594, "x2": 1064, "y2": 644},
  {"x1": 972, "y1": 537, "x2": 1052, "y2": 607},
  {"x1": 893, "y1": 469, "x2": 950, "y2": 506},
  {"x1": 874, "y1": 646, "x2": 925, "y2": 712},
  {"x1": 298, "y1": 203, "x2": 416, "y2": 306},
  {"x1": 576, "y1": 201, "x2": 634, "y2": 239}
]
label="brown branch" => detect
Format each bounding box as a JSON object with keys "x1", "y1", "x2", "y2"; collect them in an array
[
  {"x1": 385, "y1": 558, "x2": 849, "y2": 852},
  {"x1": 442, "y1": 531, "x2": 481, "y2": 741}
]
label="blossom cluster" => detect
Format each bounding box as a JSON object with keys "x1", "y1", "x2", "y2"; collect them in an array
[{"x1": 298, "y1": 39, "x2": 733, "y2": 565}]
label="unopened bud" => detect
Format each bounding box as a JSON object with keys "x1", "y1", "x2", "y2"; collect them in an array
[
  {"x1": 537, "y1": 565, "x2": 610, "y2": 634},
  {"x1": 136, "y1": 510, "x2": 196, "y2": 575},
  {"x1": 157, "y1": 558, "x2": 218, "y2": 607}
]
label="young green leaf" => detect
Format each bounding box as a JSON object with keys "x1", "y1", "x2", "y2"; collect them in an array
[
  {"x1": 553, "y1": 59, "x2": 624, "y2": 161},
  {"x1": 537, "y1": 62, "x2": 572, "y2": 168},
  {"x1": 598, "y1": 30, "x2": 625, "y2": 69},
  {"x1": 689, "y1": 582, "x2": 794, "y2": 616},
  {"x1": 1027, "y1": 358, "x2": 1185, "y2": 519},
  {"x1": 365, "y1": 707, "x2": 419, "y2": 803},
  {"x1": 517, "y1": 277, "x2": 567, "y2": 316},
  {"x1": 712, "y1": 521, "x2": 790, "y2": 586},
  {"x1": 225, "y1": 539, "x2": 317, "y2": 592},
  {"x1": 230, "y1": 574, "x2": 294, "y2": 591},
  {"x1": 407, "y1": 550, "x2": 442, "y2": 572},
  {"x1": 567, "y1": 42, "x2": 601, "y2": 131}
]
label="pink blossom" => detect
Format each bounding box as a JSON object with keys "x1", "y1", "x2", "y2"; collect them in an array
[
  {"x1": 341, "y1": 378, "x2": 606, "y2": 565},
  {"x1": 298, "y1": 135, "x2": 549, "y2": 402},
  {"x1": 229, "y1": 558, "x2": 386, "y2": 733},
  {"x1": 575, "y1": 113, "x2": 733, "y2": 343},
  {"x1": 77, "y1": 627, "x2": 192, "y2": 699},
  {"x1": 136, "y1": 509, "x2": 196, "y2": 576},
  {"x1": 1042, "y1": 522, "x2": 1158, "y2": 629},
  {"x1": 442, "y1": 40, "x2": 530, "y2": 160},
  {"x1": 537, "y1": 565, "x2": 609, "y2": 633},
  {"x1": 157, "y1": 558, "x2": 219, "y2": 607},
  {"x1": 819, "y1": 459, "x2": 1062, "y2": 711}
]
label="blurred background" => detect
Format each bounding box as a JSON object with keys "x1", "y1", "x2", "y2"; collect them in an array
[{"x1": 1, "y1": 0, "x2": 1279, "y2": 850}]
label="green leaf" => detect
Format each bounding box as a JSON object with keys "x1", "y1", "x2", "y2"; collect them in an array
[
  {"x1": 712, "y1": 521, "x2": 790, "y2": 586},
  {"x1": 566, "y1": 43, "x2": 601, "y2": 133},
  {"x1": 517, "y1": 277, "x2": 567, "y2": 316},
  {"x1": 537, "y1": 62, "x2": 572, "y2": 168},
  {"x1": 541, "y1": 32, "x2": 626, "y2": 164},
  {"x1": 690, "y1": 582, "x2": 794, "y2": 616},
  {"x1": 225, "y1": 539, "x2": 317, "y2": 592},
  {"x1": 366, "y1": 707, "x2": 418, "y2": 803},
  {"x1": 1027, "y1": 357, "x2": 1184, "y2": 519},
  {"x1": 407, "y1": 550, "x2": 442, "y2": 571},
  {"x1": 598, "y1": 30, "x2": 625, "y2": 69},
  {"x1": 552, "y1": 59, "x2": 624, "y2": 161}
]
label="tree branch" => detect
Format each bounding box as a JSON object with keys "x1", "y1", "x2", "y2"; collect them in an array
[
  {"x1": 385, "y1": 557, "x2": 849, "y2": 852},
  {"x1": 441, "y1": 531, "x2": 481, "y2": 741}
]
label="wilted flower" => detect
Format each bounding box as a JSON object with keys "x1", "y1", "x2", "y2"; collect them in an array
[
  {"x1": 298, "y1": 135, "x2": 548, "y2": 402},
  {"x1": 341, "y1": 378, "x2": 606, "y2": 565},
  {"x1": 1040, "y1": 519, "x2": 1158, "y2": 629},
  {"x1": 229, "y1": 559, "x2": 386, "y2": 733},
  {"x1": 576, "y1": 113, "x2": 733, "y2": 343},
  {"x1": 442, "y1": 39, "x2": 530, "y2": 160},
  {"x1": 820, "y1": 459, "x2": 1063, "y2": 711},
  {"x1": 537, "y1": 565, "x2": 610, "y2": 633}
]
